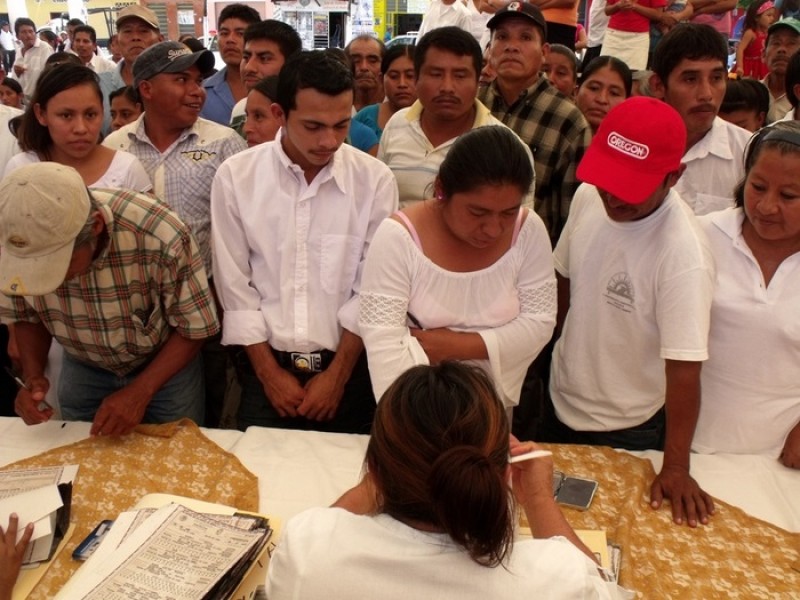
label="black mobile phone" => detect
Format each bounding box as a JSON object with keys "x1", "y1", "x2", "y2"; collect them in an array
[{"x1": 555, "y1": 476, "x2": 598, "y2": 511}]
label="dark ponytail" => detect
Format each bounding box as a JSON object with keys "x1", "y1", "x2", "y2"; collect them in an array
[
  {"x1": 368, "y1": 362, "x2": 513, "y2": 567},
  {"x1": 429, "y1": 446, "x2": 513, "y2": 566}
]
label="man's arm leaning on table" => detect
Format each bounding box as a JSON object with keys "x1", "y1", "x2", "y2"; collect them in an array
[
  {"x1": 90, "y1": 331, "x2": 205, "y2": 437},
  {"x1": 650, "y1": 359, "x2": 715, "y2": 527}
]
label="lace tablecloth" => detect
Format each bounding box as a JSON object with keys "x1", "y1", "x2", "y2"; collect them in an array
[{"x1": 548, "y1": 444, "x2": 800, "y2": 598}]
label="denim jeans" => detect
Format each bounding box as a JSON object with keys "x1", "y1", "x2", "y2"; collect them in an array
[{"x1": 58, "y1": 352, "x2": 205, "y2": 425}]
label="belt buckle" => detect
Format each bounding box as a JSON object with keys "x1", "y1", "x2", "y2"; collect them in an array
[{"x1": 291, "y1": 352, "x2": 322, "y2": 373}]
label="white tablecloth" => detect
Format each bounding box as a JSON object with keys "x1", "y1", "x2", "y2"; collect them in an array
[{"x1": 0, "y1": 417, "x2": 798, "y2": 533}]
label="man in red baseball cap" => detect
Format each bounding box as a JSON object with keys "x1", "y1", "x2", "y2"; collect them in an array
[{"x1": 545, "y1": 96, "x2": 717, "y2": 529}]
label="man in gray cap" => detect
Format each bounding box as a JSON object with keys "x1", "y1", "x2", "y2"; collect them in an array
[
  {"x1": 104, "y1": 40, "x2": 247, "y2": 427},
  {"x1": 0, "y1": 163, "x2": 220, "y2": 436},
  {"x1": 99, "y1": 5, "x2": 163, "y2": 131}
]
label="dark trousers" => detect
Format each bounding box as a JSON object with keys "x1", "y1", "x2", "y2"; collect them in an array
[
  {"x1": 538, "y1": 390, "x2": 667, "y2": 452},
  {"x1": 582, "y1": 45, "x2": 602, "y2": 71},
  {"x1": 236, "y1": 349, "x2": 376, "y2": 434},
  {"x1": 547, "y1": 22, "x2": 577, "y2": 51},
  {"x1": 2, "y1": 49, "x2": 15, "y2": 74}
]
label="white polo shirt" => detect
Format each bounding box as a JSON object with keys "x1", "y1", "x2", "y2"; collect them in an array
[
  {"x1": 693, "y1": 208, "x2": 800, "y2": 458},
  {"x1": 672, "y1": 116, "x2": 751, "y2": 216},
  {"x1": 378, "y1": 99, "x2": 535, "y2": 208}
]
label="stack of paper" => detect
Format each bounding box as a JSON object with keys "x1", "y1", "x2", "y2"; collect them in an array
[
  {"x1": 0, "y1": 465, "x2": 77, "y2": 564},
  {"x1": 57, "y1": 500, "x2": 272, "y2": 600}
]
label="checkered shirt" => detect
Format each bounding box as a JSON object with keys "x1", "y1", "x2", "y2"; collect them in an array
[
  {"x1": 479, "y1": 76, "x2": 592, "y2": 244},
  {"x1": 0, "y1": 188, "x2": 220, "y2": 376},
  {"x1": 103, "y1": 116, "x2": 248, "y2": 273}
]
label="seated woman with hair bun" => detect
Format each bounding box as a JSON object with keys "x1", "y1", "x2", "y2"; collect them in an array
[{"x1": 266, "y1": 362, "x2": 629, "y2": 599}]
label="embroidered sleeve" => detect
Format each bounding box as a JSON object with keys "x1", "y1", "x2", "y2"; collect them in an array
[{"x1": 359, "y1": 292, "x2": 408, "y2": 328}]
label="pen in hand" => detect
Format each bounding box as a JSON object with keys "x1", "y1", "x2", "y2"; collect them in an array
[{"x1": 5, "y1": 366, "x2": 52, "y2": 411}]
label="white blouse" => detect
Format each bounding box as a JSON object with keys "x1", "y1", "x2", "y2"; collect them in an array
[{"x1": 358, "y1": 209, "x2": 556, "y2": 406}]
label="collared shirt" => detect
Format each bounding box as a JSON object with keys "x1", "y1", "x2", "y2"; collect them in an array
[
  {"x1": 0, "y1": 189, "x2": 220, "y2": 376},
  {"x1": 87, "y1": 53, "x2": 116, "y2": 74},
  {"x1": 99, "y1": 60, "x2": 128, "y2": 133},
  {"x1": 761, "y1": 75, "x2": 793, "y2": 123},
  {"x1": 378, "y1": 98, "x2": 535, "y2": 208},
  {"x1": 200, "y1": 66, "x2": 237, "y2": 125},
  {"x1": 211, "y1": 131, "x2": 398, "y2": 352},
  {"x1": 417, "y1": 0, "x2": 473, "y2": 38},
  {"x1": 478, "y1": 76, "x2": 592, "y2": 244},
  {"x1": 673, "y1": 116, "x2": 750, "y2": 215},
  {"x1": 103, "y1": 115, "x2": 248, "y2": 272},
  {"x1": 0, "y1": 105, "x2": 21, "y2": 167},
  {"x1": 11, "y1": 37, "x2": 52, "y2": 100}
]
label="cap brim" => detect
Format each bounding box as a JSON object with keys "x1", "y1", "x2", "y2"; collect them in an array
[
  {"x1": 577, "y1": 143, "x2": 666, "y2": 205},
  {"x1": 0, "y1": 241, "x2": 75, "y2": 296}
]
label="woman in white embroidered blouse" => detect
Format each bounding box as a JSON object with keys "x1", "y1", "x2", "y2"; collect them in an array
[{"x1": 357, "y1": 126, "x2": 556, "y2": 407}]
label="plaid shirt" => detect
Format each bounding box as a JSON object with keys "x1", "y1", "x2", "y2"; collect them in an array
[
  {"x1": 103, "y1": 116, "x2": 248, "y2": 273},
  {"x1": 0, "y1": 189, "x2": 220, "y2": 376},
  {"x1": 478, "y1": 76, "x2": 591, "y2": 244}
]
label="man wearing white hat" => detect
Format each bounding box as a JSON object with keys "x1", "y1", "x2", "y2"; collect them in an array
[{"x1": 0, "y1": 163, "x2": 220, "y2": 436}]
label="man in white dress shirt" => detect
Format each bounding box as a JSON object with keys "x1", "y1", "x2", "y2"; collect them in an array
[
  {"x1": 211, "y1": 51, "x2": 398, "y2": 433},
  {"x1": 650, "y1": 23, "x2": 750, "y2": 215},
  {"x1": 72, "y1": 25, "x2": 116, "y2": 74},
  {"x1": 11, "y1": 18, "x2": 52, "y2": 101}
]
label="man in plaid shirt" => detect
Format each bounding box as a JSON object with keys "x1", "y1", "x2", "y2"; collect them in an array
[
  {"x1": 0, "y1": 164, "x2": 220, "y2": 436},
  {"x1": 478, "y1": 2, "x2": 591, "y2": 244}
]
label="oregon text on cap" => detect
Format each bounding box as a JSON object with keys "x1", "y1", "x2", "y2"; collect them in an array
[{"x1": 608, "y1": 132, "x2": 649, "y2": 160}]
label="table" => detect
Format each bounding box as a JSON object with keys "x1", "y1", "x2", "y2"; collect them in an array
[{"x1": 1, "y1": 417, "x2": 799, "y2": 598}]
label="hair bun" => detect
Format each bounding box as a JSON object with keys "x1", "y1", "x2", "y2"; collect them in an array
[{"x1": 428, "y1": 446, "x2": 511, "y2": 566}]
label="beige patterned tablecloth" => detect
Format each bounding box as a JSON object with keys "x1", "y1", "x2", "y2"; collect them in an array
[
  {"x1": 2, "y1": 420, "x2": 259, "y2": 599},
  {"x1": 545, "y1": 444, "x2": 800, "y2": 598}
]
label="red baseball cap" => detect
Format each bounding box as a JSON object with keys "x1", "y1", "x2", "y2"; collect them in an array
[{"x1": 577, "y1": 97, "x2": 687, "y2": 204}]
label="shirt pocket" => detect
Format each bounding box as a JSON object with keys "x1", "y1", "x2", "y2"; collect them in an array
[{"x1": 320, "y1": 235, "x2": 362, "y2": 295}]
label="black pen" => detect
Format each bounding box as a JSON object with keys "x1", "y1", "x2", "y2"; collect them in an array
[
  {"x1": 4, "y1": 365, "x2": 29, "y2": 390},
  {"x1": 406, "y1": 312, "x2": 423, "y2": 329}
]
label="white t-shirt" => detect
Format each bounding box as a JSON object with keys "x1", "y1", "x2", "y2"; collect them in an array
[
  {"x1": 693, "y1": 208, "x2": 800, "y2": 458},
  {"x1": 672, "y1": 117, "x2": 750, "y2": 216},
  {"x1": 550, "y1": 186, "x2": 714, "y2": 431},
  {"x1": 4, "y1": 150, "x2": 152, "y2": 192},
  {"x1": 266, "y1": 507, "x2": 629, "y2": 600},
  {"x1": 358, "y1": 210, "x2": 556, "y2": 406}
]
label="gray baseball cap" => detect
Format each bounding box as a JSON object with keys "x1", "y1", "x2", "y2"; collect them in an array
[{"x1": 133, "y1": 41, "x2": 214, "y2": 89}]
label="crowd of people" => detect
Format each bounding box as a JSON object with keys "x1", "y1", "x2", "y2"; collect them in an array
[{"x1": 0, "y1": 0, "x2": 799, "y2": 597}]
